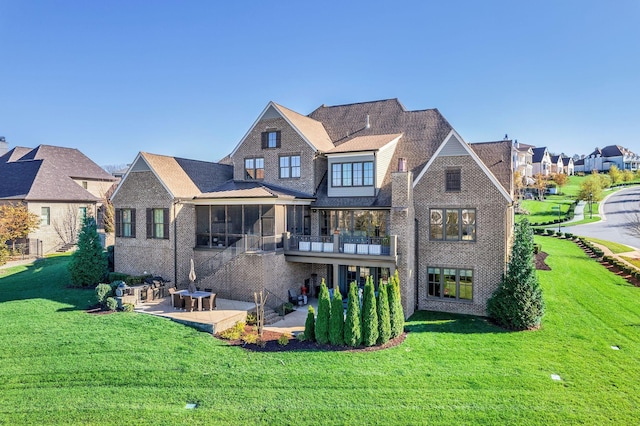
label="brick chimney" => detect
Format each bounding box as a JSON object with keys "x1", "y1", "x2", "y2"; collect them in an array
[{"x1": 390, "y1": 167, "x2": 415, "y2": 317}]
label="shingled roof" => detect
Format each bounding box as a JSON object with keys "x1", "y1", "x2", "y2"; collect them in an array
[
  {"x1": 588, "y1": 145, "x2": 635, "y2": 158},
  {"x1": 469, "y1": 140, "x2": 514, "y2": 196},
  {"x1": 197, "y1": 180, "x2": 314, "y2": 200},
  {"x1": 308, "y1": 99, "x2": 453, "y2": 207},
  {"x1": 0, "y1": 145, "x2": 116, "y2": 202},
  {"x1": 532, "y1": 147, "x2": 548, "y2": 163}
]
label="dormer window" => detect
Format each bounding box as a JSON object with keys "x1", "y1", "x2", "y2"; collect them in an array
[
  {"x1": 261, "y1": 130, "x2": 281, "y2": 149},
  {"x1": 331, "y1": 161, "x2": 374, "y2": 187}
]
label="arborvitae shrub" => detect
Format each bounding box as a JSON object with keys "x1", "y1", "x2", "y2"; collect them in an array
[
  {"x1": 315, "y1": 279, "x2": 331, "y2": 344},
  {"x1": 344, "y1": 282, "x2": 361, "y2": 347},
  {"x1": 361, "y1": 276, "x2": 378, "y2": 347},
  {"x1": 388, "y1": 270, "x2": 405, "y2": 338},
  {"x1": 304, "y1": 305, "x2": 316, "y2": 342},
  {"x1": 376, "y1": 279, "x2": 391, "y2": 344},
  {"x1": 329, "y1": 286, "x2": 344, "y2": 346},
  {"x1": 487, "y1": 219, "x2": 545, "y2": 330},
  {"x1": 68, "y1": 216, "x2": 108, "y2": 287}
]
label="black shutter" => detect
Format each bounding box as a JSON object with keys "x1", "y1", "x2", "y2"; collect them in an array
[
  {"x1": 131, "y1": 209, "x2": 136, "y2": 238},
  {"x1": 163, "y1": 208, "x2": 170, "y2": 239},
  {"x1": 146, "y1": 208, "x2": 152, "y2": 238},
  {"x1": 115, "y1": 208, "x2": 122, "y2": 237},
  {"x1": 276, "y1": 131, "x2": 281, "y2": 148},
  {"x1": 261, "y1": 132, "x2": 267, "y2": 149}
]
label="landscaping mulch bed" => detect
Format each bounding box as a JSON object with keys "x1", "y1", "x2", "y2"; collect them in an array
[
  {"x1": 217, "y1": 325, "x2": 407, "y2": 352},
  {"x1": 85, "y1": 304, "x2": 116, "y2": 315},
  {"x1": 535, "y1": 251, "x2": 551, "y2": 271}
]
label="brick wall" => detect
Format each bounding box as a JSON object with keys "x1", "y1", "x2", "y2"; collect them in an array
[
  {"x1": 413, "y1": 155, "x2": 511, "y2": 316},
  {"x1": 231, "y1": 117, "x2": 318, "y2": 195},
  {"x1": 112, "y1": 171, "x2": 175, "y2": 281}
]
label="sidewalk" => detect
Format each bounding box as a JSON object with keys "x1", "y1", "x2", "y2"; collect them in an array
[{"x1": 0, "y1": 258, "x2": 38, "y2": 270}]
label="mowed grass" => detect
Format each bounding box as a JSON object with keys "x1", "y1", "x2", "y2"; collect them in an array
[
  {"x1": 583, "y1": 237, "x2": 635, "y2": 254},
  {"x1": 1, "y1": 243, "x2": 639, "y2": 425}
]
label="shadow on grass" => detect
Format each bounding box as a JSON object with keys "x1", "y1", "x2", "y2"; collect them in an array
[
  {"x1": 0, "y1": 255, "x2": 91, "y2": 311},
  {"x1": 405, "y1": 310, "x2": 509, "y2": 334}
]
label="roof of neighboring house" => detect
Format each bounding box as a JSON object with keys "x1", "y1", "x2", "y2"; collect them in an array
[
  {"x1": 588, "y1": 145, "x2": 635, "y2": 158},
  {"x1": 562, "y1": 156, "x2": 573, "y2": 166},
  {"x1": 574, "y1": 158, "x2": 585, "y2": 166},
  {"x1": 551, "y1": 155, "x2": 561, "y2": 163},
  {"x1": 0, "y1": 145, "x2": 116, "y2": 202},
  {"x1": 197, "y1": 180, "x2": 314, "y2": 200},
  {"x1": 308, "y1": 98, "x2": 453, "y2": 207},
  {"x1": 468, "y1": 140, "x2": 514, "y2": 195},
  {"x1": 532, "y1": 147, "x2": 548, "y2": 163},
  {"x1": 326, "y1": 133, "x2": 403, "y2": 154},
  {"x1": 516, "y1": 142, "x2": 535, "y2": 151}
]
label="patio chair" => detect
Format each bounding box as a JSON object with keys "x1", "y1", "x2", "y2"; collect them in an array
[
  {"x1": 288, "y1": 288, "x2": 304, "y2": 305},
  {"x1": 202, "y1": 293, "x2": 216, "y2": 310},
  {"x1": 183, "y1": 295, "x2": 196, "y2": 312},
  {"x1": 172, "y1": 292, "x2": 185, "y2": 310}
]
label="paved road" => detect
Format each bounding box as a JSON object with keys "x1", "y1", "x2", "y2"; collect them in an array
[{"x1": 562, "y1": 186, "x2": 640, "y2": 250}]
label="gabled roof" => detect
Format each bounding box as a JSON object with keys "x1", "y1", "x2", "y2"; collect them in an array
[
  {"x1": 551, "y1": 155, "x2": 561, "y2": 163},
  {"x1": 113, "y1": 152, "x2": 233, "y2": 200},
  {"x1": 415, "y1": 131, "x2": 512, "y2": 203},
  {"x1": 531, "y1": 147, "x2": 549, "y2": 163},
  {"x1": 309, "y1": 99, "x2": 453, "y2": 207},
  {"x1": 589, "y1": 145, "x2": 634, "y2": 158},
  {"x1": 326, "y1": 133, "x2": 402, "y2": 154},
  {"x1": 196, "y1": 180, "x2": 314, "y2": 201},
  {"x1": 0, "y1": 144, "x2": 116, "y2": 202},
  {"x1": 562, "y1": 156, "x2": 574, "y2": 166},
  {"x1": 229, "y1": 101, "x2": 334, "y2": 157}
]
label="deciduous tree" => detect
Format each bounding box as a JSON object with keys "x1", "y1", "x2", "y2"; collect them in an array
[
  {"x1": 551, "y1": 173, "x2": 569, "y2": 195},
  {"x1": 0, "y1": 202, "x2": 40, "y2": 251},
  {"x1": 533, "y1": 173, "x2": 547, "y2": 200}
]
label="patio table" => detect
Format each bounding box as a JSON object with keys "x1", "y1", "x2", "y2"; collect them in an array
[{"x1": 176, "y1": 290, "x2": 213, "y2": 311}]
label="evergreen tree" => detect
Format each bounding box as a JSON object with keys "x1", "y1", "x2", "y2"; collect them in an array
[
  {"x1": 304, "y1": 305, "x2": 316, "y2": 342},
  {"x1": 68, "y1": 216, "x2": 107, "y2": 286},
  {"x1": 388, "y1": 270, "x2": 405, "y2": 338},
  {"x1": 329, "y1": 285, "x2": 344, "y2": 345},
  {"x1": 376, "y1": 278, "x2": 391, "y2": 344},
  {"x1": 314, "y1": 279, "x2": 331, "y2": 344},
  {"x1": 361, "y1": 276, "x2": 379, "y2": 346},
  {"x1": 344, "y1": 282, "x2": 361, "y2": 347},
  {"x1": 487, "y1": 219, "x2": 545, "y2": 330}
]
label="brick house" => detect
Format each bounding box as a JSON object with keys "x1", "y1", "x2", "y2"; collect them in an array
[
  {"x1": 112, "y1": 99, "x2": 514, "y2": 317},
  {"x1": 0, "y1": 144, "x2": 117, "y2": 254}
]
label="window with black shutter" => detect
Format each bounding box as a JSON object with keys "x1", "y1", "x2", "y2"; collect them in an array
[
  {"x1": 146, "y1": 208, "x2": 169, "y2": 239},
  {"x1": 261, "y1": 130, "x2": 281, "y2": 149}
]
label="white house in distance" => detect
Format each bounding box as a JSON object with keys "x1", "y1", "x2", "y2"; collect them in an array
[
  {"x1": 532, "y1": 147, "x2": 552, "y2": 176},
  {"x1": 583, "y1": 145, "x2": 640, "y2": 172}
]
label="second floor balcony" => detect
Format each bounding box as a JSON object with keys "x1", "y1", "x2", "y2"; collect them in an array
[{"x1": 284, "y1": 233, "x2": 397, "y2": 263}]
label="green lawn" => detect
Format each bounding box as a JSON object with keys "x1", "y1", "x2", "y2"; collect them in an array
[
  {"x1": 1, "y1": 244, "x2": 639, "y2": 424},
  {"x1": 583, "y1": 237, "x2": 635, "y2": 254}
]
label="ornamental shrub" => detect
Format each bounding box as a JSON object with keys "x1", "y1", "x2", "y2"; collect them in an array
[
  {"x1": 361, "y1": 276, "x2": 378, "y2": 347},
  {"x1": 487, "y1": 219, "x2": 545, "y2": 330},
  {"x1": 315, "y1": 279, "x2": 330, "y2": 344},
  {"x1": 344, "y1": 282, "x2": 361, "y2": 347},
  {"x1": 95, "y1": 283, "x2": 113, "y2": 307},
  {"x1": 329, "y1": 286, "x2": 344, "y2": 346},
  {"x1": 304, "y1": 305, "x2": 316, "y2": 343},
  {"x1": 105, "y1": 297, "x2": 118, "y2": 311},
  {"x1": 376, "y1": 279, "x2": 391, "y2": 344},
  {"x1": 68, "y1": 216, "x2": 107, "y2": 287},
  {"x1": 388, "y1": 270, "x2": 405, "y2": 338}
]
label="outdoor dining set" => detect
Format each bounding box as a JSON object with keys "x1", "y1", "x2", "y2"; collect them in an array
[{"x1": 168, "y1": 288, "x2": 217, "y2": 312}]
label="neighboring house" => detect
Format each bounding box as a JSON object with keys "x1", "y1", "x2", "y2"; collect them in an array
[
  {"x1": 550, "y1": 155, "x2": 564, "y2": 174},
  {"x1": 512, "y1": 141, "x2": 534, "y2": 183},
  {"x1": 531, "y1": 147, "x2": 552, "y2": 176},
  {"x1": 0, "y1": 144, "x2": 118, "y2": 254},
  {"x1": 112, "y1": 99, "x2": 514, "y2": 317},
  {"x1": 583, "y1": 145, "x2": 640, "y2": 172},
  {"x1": 561, "y1": 156, "x2": 574, "y2": 175},
  {"x1": 573, "y1": 158, "x2": 585, "y2": 174}
]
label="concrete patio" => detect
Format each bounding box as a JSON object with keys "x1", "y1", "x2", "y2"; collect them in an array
[{"x1": 134, "y1": 295, "x2": 316, "y2": 335}]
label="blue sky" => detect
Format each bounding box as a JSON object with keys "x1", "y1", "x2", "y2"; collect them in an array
[{"x1": 1, "y1": 0, "x2": 638, "y2": 167}]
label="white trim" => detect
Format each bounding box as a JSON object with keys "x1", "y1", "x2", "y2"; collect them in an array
[
  {"x1": 326, "y1": 151, "x2": 376, "y2": 158},
  {"x1": 110, "y1": 152, "x2": 176, "y2": 201},
  {"x1": 412, "y1": 130, "x2": 512, "y2": 202},
  {"x1": 229, "y1": 102, "x2": 320, "y2": 158}
]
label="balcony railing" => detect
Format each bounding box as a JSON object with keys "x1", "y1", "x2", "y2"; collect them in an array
[{"x1": 286, "y1": 234, "x2": 395, "y2": 257}]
